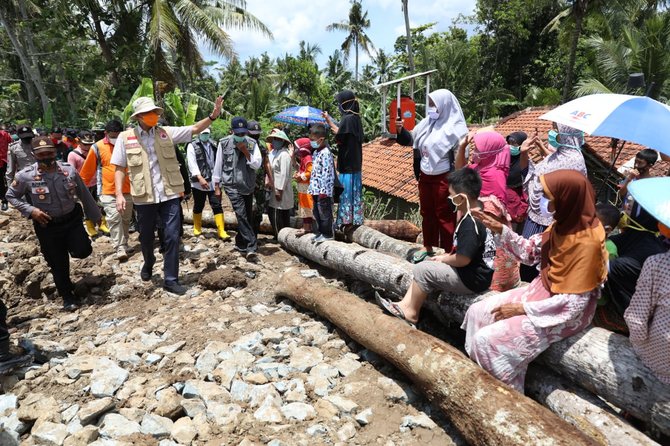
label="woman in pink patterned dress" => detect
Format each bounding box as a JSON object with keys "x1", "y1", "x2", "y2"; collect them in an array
[{"x1": 464, "y1": 169, "x2": 608, "y2": 393}]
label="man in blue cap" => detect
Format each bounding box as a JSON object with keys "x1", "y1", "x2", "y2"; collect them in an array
[{"x1": 213, "y1": 117, "x2": 263, "y2": 261}]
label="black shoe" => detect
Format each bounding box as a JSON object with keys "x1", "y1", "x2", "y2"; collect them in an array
[
  {"x1": 62, "y1": 302, "x2": 80, "y2": 312},
  {"x1": 0, "y1": 202, "x2": 7, "y2": 211},
  {"x1": 0, "y1": 353, "x2": 33, "y2": 375},
  {"x1": 140, "y1": 264, "x2": 152, "y2": 281},
  {"x1": 163, "y1": 282, "x2": 187, "y2": 295},
  {"x1": 246, "y1": 251, "x2": 259, "y2": 263}
]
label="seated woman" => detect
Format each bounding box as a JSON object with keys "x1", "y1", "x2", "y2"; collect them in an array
[
  {"x1": 376, "y1": 168, "x2": 495, "y2": 327},
  {"x1": 624, "y1": 247, "x2": 670, "y2": 384},
  {"x1": 463, "y1": 170, "x2": 607, "y2": 393}
]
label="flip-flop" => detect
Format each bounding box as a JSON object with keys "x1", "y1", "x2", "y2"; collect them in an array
[
  {"x1": 374, "y1": 292, "x2": 416, "y2": 328},
  {"x1": 412, "y1": 250, "x2": 435, "y2": 264}
]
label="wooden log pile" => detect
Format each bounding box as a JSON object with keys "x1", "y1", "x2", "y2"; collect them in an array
[{"x1": 278, "y1": 226, "x2": 668, "y2": 443}]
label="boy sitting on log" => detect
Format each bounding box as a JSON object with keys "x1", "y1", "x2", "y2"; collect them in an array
[{"x1": 376, "y1": 168, "x2": 495, "y2": 327}]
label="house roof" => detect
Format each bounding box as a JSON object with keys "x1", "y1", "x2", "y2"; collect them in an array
[{"x1": 362, "y1": 107, "x2": 669, "y2": 203}]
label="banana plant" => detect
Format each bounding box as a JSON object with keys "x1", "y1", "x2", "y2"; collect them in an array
[{"x1": 121, "y1": 78, "x2": 154, "y2": 125}]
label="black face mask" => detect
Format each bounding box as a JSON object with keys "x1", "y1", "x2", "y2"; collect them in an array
[
  {"x1": 37, "y1": 157, "x2": 56, "y2": 168},
  {"x1": 20, "y1": 137, "x2": 33, "y2": 145}
]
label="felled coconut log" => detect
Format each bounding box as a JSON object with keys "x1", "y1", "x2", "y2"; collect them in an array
[
  {"x1": 357, "y1": 219, "x2": 421, "y2": 242},
  {"x1": 278, "y1": 226, "x2": 670, "y2": 437},
  {"x1": 183, "y1": 210, "x2": 300, "y2": 235},
  {"x1": 345, "y1": 223, "x2": 423, "y2": 261},
  {"x1": 276, "y1": 268, "x2": 599, "y2": 446}
]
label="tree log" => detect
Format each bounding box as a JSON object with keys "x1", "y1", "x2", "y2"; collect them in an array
[
  {"x1": 183, "y1": 210, "x2": 300, "y2": 235},
  {"x1": 278, "y1": 226, "x2": 670, "y2": 437},
  {"x1": 276, "y1": 268, "x2": 599, "y2": 446},
  {"x1": 356, "y1": 219, "x2": 421, "y2": 242},
  {"x1": 345, "y1": 223, "x2": 423, "y2": 261}
]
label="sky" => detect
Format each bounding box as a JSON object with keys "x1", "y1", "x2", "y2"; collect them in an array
[{"x1": 203, "y1": 0, "x2": 478, "y2": 76}]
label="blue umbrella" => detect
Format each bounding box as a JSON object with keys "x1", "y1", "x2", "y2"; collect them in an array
[
  {"x1": 273, "y1": 106, "x2": 326, "y2": 126},
  {"x1": 628, "y1": 177, "x2": 670, "y2": 227}
]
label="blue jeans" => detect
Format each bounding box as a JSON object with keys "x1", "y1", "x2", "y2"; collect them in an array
[
  {"x1": 135, "y1": 198, "x2": 181, "y2": 285},
  {"x1": 312, "y1": 195, "x2": 333, "y2": 237}
]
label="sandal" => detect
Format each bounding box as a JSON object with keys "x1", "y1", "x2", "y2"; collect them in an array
[
  {"x1": 412, "y1": 250, "x2": 435, "y2": 264},
  {"x1": 374, "y1": 292, "x2": 416, "y2": 328}
]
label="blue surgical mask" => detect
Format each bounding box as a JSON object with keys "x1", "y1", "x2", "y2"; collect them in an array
[
  {"x1": 199, "y1": 133, "x2": 210, "y2": 142},
  {"x1": 509, "y1": 145, "x2": 521, "y2": 156},
  {"x1": 539, "y1": 195, "x2": 554, "y2": 219},
  {"x1": 233, "y1": 135, "x2": 246, "y2": 143},
  {"x1": 310, "y1": 139, "x2": 321, "y2": 149},
  {"x1": 427, "y1": 106, "x2": 439, "y2": 120},
  {"x1": 548, "y1": 130, "x2": 560, "y2": 148}
]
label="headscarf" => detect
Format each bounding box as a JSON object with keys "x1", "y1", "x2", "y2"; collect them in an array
[
  {"x1": 469, "y1": 131, "x2": 510, "y2": 204},
  {"x1": 539, "y1": 170, "x2": 608, "y2": 295},
  {"x1": 335, "y1": 90, "x2": 364, "y2": 143},
  {"x1": 556, "y1": 123, "x2": 584, "y2": 150},
  {"x1": 506, "y1": 131, "x2": 527, "y2": 147},
  {"x1": 294, "y1": 137, "x2": 312, "y2": 173},
  {"x1": 412, "y1": 89, "x2": 468, "y2": 172}
]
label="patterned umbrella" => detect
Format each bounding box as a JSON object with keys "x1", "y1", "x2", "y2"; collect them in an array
[
  {"x1": 272, "y1": 106, "x2": 326, "y2": 125},
  {"x1": 628, "y1": 177, "x2": 670, "y2": 227}
]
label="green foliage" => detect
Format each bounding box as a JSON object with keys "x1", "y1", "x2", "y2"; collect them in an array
[
  {"x1": 403, "y1": 206, "x2": 422, "y2": 228},
  {"x1": 362, "y1": 187, "x2": 392, "y2": 220},
  {"x1": 122, "y1": 78, "x2": 155, "y2": 125}
]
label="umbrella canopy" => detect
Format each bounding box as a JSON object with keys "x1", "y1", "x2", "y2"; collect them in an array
[
  {"x1": 628, "y1": 177, "x2": 670, "y2": 227},
  {"x1": 539, "y1": 94, "x2": 670, "y2": 156},
  {"x1": 273, "y1": 106, "x2": 326, "y2": 126}
]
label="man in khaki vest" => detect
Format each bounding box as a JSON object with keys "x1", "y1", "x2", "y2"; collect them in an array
[{"x1": 111, "y1": 96, "x2": 223, "y2": 295}]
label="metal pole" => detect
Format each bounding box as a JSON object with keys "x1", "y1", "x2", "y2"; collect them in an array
[
  {"x1": 381, "y1": 88, "x2": 387, "y2": 134},
  {"x1": 425, "y1": 75, "x2": 431, "y2": 114},
  {"x1": 396, "y1": 84, "x2": 401, "y2": 121},
  {"x1": 597, "y1": 140, "x2": 627, "y2": 199}
]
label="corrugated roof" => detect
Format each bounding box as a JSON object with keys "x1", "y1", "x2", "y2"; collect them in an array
[{"x1": 362, "y1": 107, "x2": 669, "y2": 203}]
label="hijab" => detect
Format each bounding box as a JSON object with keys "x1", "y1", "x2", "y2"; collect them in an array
[
  {"x1": 294, "y1": 137, "x2": 313, "y2": 173},
  {"x1": 469, "y1": 131, "x2": 510, "y2": 204},
  {"x1": 539, "y1": 170, "x2": 608, "y2": 295},
  {"x1": 335, "y1": 90, "x2": 364, "y2": 143},
  {"x1": 412, "y1": 89, "x2": 468, "y2": 169}
]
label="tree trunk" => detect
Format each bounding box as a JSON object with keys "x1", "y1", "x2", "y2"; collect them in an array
[
  {"x1": 89, "y1": 7, "x2": 120, "y2": 87},
  {"x1": 346, "y1": 224, "x2": 422, "y2": 260},
  {"x1": 278, "y1": 226, "x2": 670, "y2": 436},
  {"x1": 355, "y1": 35, "x2": 359, "y2": 82},
  {"x1": 182, "y1": 210, "x2": 300, "y2": 235},
  {"x1": 16, "y1": 2, "x2": 50, "y2": 117},
  {"x1": 562, "y1": 4, "x2": 584, "y2": 103},
  {"x1": 276, "y1": 268, "x2": 599, "y2": 446}
]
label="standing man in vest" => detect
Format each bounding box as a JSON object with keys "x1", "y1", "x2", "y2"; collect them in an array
[
  {"x1": 80, "y1": 120, "x2": 133, "y2": 261},
  {"x1": 112, "y1": 96, "x2": 223, "y2": 295},
  {"x1": 213, "y1": 117, "x2": 262, "y2": 261},
  {"x1": 6, "y1": 125, "x2": 35, "y2": 189},
  {"x1": 247, "y1": 120, "x2": 274, "y2": 235},
  {"x1": 6, "y1": 136, "x2": 101, "y2": 311},
  {"x1": 186, "y1": 128, "x2": 230, "y2": 240}
]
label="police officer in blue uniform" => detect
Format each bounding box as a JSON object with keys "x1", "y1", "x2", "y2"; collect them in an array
[{"x1": 6, "y1": 136, "x2": 101, "y2": 311}]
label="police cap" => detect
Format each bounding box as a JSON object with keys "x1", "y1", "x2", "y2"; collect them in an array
[{"x1": 31, "y1": 136, "x2": 56, "y2": 154}]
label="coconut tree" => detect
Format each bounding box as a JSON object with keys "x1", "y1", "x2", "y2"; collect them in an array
[{"x1": 326, "y1": 0, "x2": 376, "y2": 81}]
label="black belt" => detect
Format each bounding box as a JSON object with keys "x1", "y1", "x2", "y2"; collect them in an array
[{"x1": 47, "y1": 203, "x2": 82, "y2": 225}]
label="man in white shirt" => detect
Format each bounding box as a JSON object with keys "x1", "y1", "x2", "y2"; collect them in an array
[{"x1": 112, "y1": 96, "x2": 223, "y2": 295}]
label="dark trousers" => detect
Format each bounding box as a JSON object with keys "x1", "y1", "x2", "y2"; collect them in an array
[
  {"x1": 312, "y1": 195, "x2": 333, "y2": 237},
  {"x1": 136, "y1": 198, "x2": 181, "y2": 285},
  {"x1": 268, "y1": 207, "x2": 291, "y2": 238},
  {"x1": 34, "y1": 206, "x2": 92, "y2": 302},
  {"x1": 252, "y1": 187, "x2": 269, "y2": 235},
  {"x1": 0, "y1": 164, "x2": 7, "y2": 203},
  {"x1": 225, "y1": 186, "x2": 256, "y2": 252},
  {"x1": 0, "y1": 299, "x2": 8, "y2": 341},
  {"x1": 193, "y1": 188, "x2": 223, "y2": 214}
]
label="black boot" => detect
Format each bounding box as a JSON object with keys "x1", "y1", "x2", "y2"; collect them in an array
[{"x1": 0, "y1": 338, "x2": 33, "y2": 375}]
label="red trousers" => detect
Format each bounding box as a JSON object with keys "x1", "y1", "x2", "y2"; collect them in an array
[{"x1": 418, "y1": 172, "x2": 456, "y2": 252}]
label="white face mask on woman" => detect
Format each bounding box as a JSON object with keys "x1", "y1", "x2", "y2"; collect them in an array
[
  {"x1": 427, "y1": 106, "x2": 440, "y2": 120},
  {"x1": 539, "y1": 195, "x2": 554, "y2": 219}
]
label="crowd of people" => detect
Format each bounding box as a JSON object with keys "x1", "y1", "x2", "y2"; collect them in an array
[
  {"x1": 377, "y1": 87, "x2": 670, "y2": 393},
  {"x1": 0, "y1": 86, "x2": 668, "y2": 395}
]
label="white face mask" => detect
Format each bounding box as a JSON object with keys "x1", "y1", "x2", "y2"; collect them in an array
[
  {"x1": 108, "y1": 137, "x2": 118, "y2": 145},
  {"x1": 539, "y1": 195, "x2": 554, "y2": 219},
  {"x1": 427, "y1": 106, "x2": 439, "y2": 120}
]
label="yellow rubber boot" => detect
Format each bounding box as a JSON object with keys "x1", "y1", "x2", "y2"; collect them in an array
[
  {"x1": 99, "y1": 216, "x2": 110, "y2": 235},
  {"x1": 214, "y1": 213, "x2": 231, "y2": 241},
  {"x1": 193, "y1": 213, "x2": 203, "y2": 236},
  {"x1": 84, "y1": 219, "x2": 98, "y2": 237}
]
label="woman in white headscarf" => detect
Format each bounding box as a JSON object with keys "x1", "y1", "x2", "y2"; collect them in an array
[{"x1": 396, "y1": 89, "x2": 469, "y2": 263}]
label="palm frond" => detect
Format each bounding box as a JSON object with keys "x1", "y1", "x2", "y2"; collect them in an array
[
  {"x1": 574, "y1": 78, "x2": 613, "y2": 97},
  {"x1": 148, "y1": 0, "x2": 180, "y2": 51}
]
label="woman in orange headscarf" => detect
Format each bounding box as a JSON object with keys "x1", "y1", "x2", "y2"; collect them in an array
[{"x1": 463, "y1": 169, "x2": 607, "y2": 393}]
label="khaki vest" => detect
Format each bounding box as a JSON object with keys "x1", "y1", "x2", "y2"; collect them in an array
[{"x1": 120, "y1": 127, "x2": 184, "y2": 203}]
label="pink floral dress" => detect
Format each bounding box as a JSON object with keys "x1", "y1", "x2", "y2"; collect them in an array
[{"x1": 462, "y1": 226, "x2": 600, "y2": 393}]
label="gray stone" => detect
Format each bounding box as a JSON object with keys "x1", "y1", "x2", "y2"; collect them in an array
[
  {"x1": 65, "y1": 425, "x2": 99, "y2": 445},
  {"x1": 284, "y1": 378, "x2": 306, "y2": 402},
  {"x1": 306, "y1": 375, "x2": 332, "y2": 397},
  {"x1": 61, "y1": 404, "x2": 79, "y2": 424},
  {"x1": 0, "y1": 412, "x2": 28, "y2": 437},
  {"x1": 289, "y1": 346, "x2": 323, "y2": 372},
  {"x1": 155, "y1": 387, "x2": 182, "y2": 419},
  {"x1": 250, "y1": 304, "x2": 270, "y2": 316},
  {"x1": 90, "y1": 358, "x2": 129, "y2": 397},
  {"x1": 0, "y1": 430, "x2": 19, "y2": 446},
  {"x1": 260, "y1": 328, "x2": 284, "y2": 344},
  {"x1": 400, "y1": 413, "x2": 437, "y2": 430},
  {"x1": 229, "y1": 380, "x2": 250, "y2": 403},
  {"x1": 118, "y1": 408, "x2": 146, "y2": 424},
  {"x1": 266, "y1": 440, "x2": 286, "y2": 446},
  {"x1": 99, "y1": 413, "x2": 141, "y2": 439},
  {"x1": 309, "y1": 362, "x2": 339, "y2": 380},
  {"x1": 195, "y1": 351, "x2": 219, "y2": 376},
  {"x1": 140, "y1": 413, "x2": 173, "y2": 439},
  {"x1": 31, "y1": 421, "x2": 69, "y2": 446},
  {"x1": 281, "y1": 402, "x2": 316, "y2": 421},
  {"x1": 325, "y1": 395, "x2": 358, "y2": 415},
  {"x1": 255, "y1": 362, "x2": 291, "y2": 379},
  {"x1": 299, "y1": 269, "x2": 319, "y2": 278},
  {"x1": 337, "y1": 422, "x2": 357, "y2": 442},
  {"x1": 205, "y1": 402, "x2": 242, "y2": 427},
  {"x1": 19, "y1": 338, "x2": 67, "y2": 363},
  {"x1": 248, "y1": 384, "x2": 280, "y2": 408},
  {"x1": 377, "y1": 377, "x2": 412, "y2": 403},
  {"x1": 144, "y1": 353, "x2": 162, "y2": 365},
  {"x1": 79, "y1": 397, "x2": 115, "y2": 425},
  {"x1": 181, "y1": 399, "x2": 206, "y2": 419},
  {"x1": 0, "y1": 394, "x2": 17, "y2": 415},
  {"x1": 182, "y1": 379, "x2": 230, "y2": 406},
  {"x1": 306, "y1": 423, "x2": 328, "y2": 437},
  {"x1": 355, "y1": 408, "x2": 373, "y2": 426},
  {"x1": 171, "y1": 417, "x2": 197, "y2": 444},
  {"x1": 231, "y1": 332, "x2": 264, "y2": 355},
  {"x1": 154, "y1": 341, "x2": 186, "y2": 355},
  {"x1": 333, "y1": 356, "x2": 362, "y2": 377},
  {"x1": 17, "y1": 394, "x2": 60, "y2": 423},
  {"x1": 253, "y1": 396, "x2": 282, "y2": 423}
]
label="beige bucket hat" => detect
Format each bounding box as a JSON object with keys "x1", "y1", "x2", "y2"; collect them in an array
[{"x1": 130, "y1": 97, "x2": 164, "y2": 119}]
